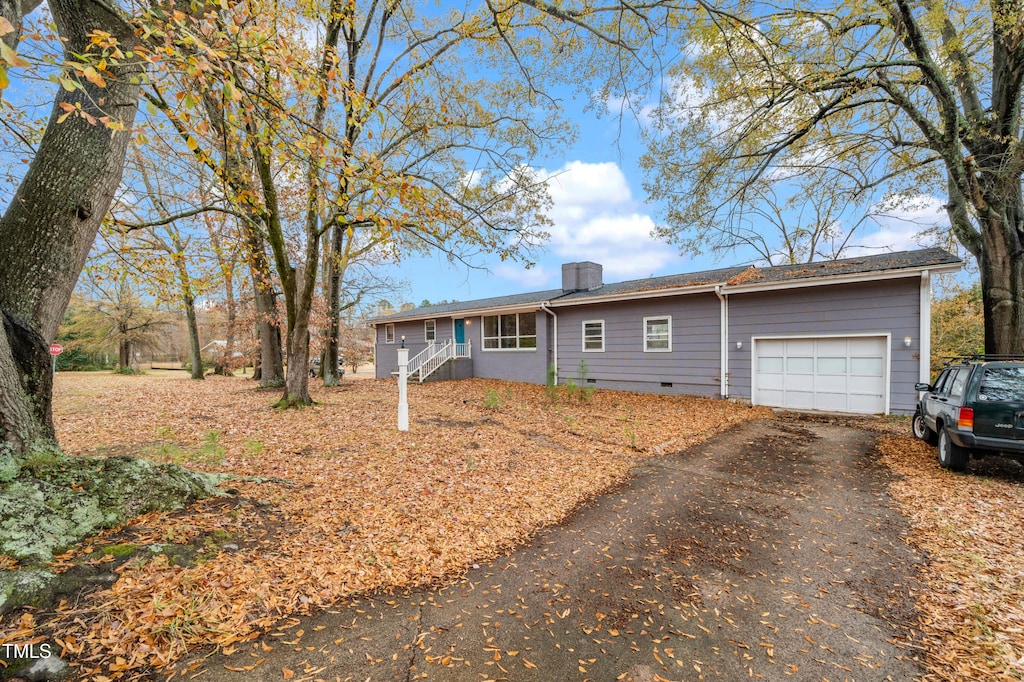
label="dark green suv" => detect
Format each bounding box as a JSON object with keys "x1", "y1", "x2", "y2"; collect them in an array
[{"x1": 912, "y1": 357, "x2": 1024, "y2": 472}]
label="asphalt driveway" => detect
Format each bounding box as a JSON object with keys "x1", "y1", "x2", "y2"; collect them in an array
[{"x1": 183, "y1": 417, "x2": 925, "y2": 681}]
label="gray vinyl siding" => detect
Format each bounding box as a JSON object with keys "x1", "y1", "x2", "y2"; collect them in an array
[
  {"x1": 470, "y1": 311, "x2": 550, "y2": 383},
  {"x1": 727, "y1": 278, "x2": 921, "y2": 414},
  {"x1": 555, "y1": 295, "x2": 722, "y2": 397},
  {"x1": 374, "y1": 318, "x2": 454, "y2": 378}
]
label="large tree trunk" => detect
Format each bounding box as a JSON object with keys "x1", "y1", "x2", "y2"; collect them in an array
[
  {"x1": 976, "y1": 211, "x2": 1024, "y2": 355},
  {"x1": 253, "y1": 282, "x2": 284, "y2": 387},
  {"x1": 321, "y1": 222, "x2": 344, "y2": 387},
  {"x1": 282, "y1": 316, "x2": 312, "y2": 407},
  {"x1": 183, "y1": 293, "x2": 204, "y2": 380},
  {"x1": 118, "y1": 338, "x2": 132, "y2": 371},
  {"x1": 0, "y1": 0, "x2": 142, "y2": 456},
  {"x1": 0, "y1": 312, "x2": 52, "y2": 456}
]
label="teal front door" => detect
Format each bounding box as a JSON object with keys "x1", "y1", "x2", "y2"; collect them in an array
[{"x1": 454, "y1": 319, "x2": 465, "y2": 344}]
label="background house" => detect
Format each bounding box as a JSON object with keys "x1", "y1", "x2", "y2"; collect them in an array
[{"x1": 371, "y1": 248, "x2": 961, "y2": 415}]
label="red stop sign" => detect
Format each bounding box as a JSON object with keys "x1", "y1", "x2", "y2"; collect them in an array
[{"x1": 49, "y1": 344, "x2": 63, "y2": 356}]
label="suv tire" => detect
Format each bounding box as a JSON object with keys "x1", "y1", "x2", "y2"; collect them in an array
[
  {"x1": 938, "y1": 428, "x2": 970, "y2": 472},
  {"x1": 912, "y1": 410, "x2": 938, "y2": 445}
]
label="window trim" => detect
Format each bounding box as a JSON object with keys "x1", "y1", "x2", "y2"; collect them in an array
[
  {"x1": 385, "y1": 324, "x2": 395, "y2": 344},
  {"x1": 424, "y1": 319, "x2": 436, "y2": 343},
  {"x1": 481, "y1": 311, "x2": 538, "y2": 352},
  {"x1": 643, "y1": 315, "x2": 672, "y2": 353},
  {"x1": 582, "y1": 319, "x2": 605, "y2": 353}
]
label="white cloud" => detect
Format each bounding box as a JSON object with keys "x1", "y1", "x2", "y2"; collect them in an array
[
  {"x1": 543, "y1": 161, "x2": 632, "y2": 207},
  {"x1": 494, "y1": 161, "x2": 676, "y2": 286},
  {"x1": 491, "y1": 263, "x2": 553, "y2": 290}
]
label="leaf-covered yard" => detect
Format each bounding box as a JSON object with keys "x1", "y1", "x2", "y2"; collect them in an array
[
  {"x1": 874, "y1": 427, "x2": 1024, "y2": 681},
  {"x1": 4, "y1": 374, "x2": 1024, "y2": 681},
  {"x1": 1, "y1": 373, "x2": 766, "y2": 678}
]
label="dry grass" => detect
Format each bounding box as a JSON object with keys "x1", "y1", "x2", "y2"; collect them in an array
[
  {"x1": 871, "y1": 420, "x2": 1024, "y2": 681},
  {"x1": 0, "y1": 372, "x2": 767, "y2": 678}
]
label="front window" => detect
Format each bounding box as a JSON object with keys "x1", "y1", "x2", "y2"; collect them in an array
[
  {"x1": 583, "y1": 320, "x2": 604, "y2": 352},
  {"x1": 483, "y1": 312, "x2": 537, "y2": 350},
  {"x1": 385, "y1": 324, "x2": 394, "y2": 344},
  {"x1": 425, "y1": 319, "x2": 436, "y2": 342},
  {"x1": 644, "y1": 316, "x2": 671, "y2": 352}
]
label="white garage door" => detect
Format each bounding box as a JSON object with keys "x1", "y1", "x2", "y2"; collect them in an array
[{"x1": 754, "y1": 336, "x2": 888, "y2": 414}]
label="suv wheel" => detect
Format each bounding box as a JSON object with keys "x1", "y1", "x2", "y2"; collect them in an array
[
  {"x1": 912, "y1": 410, "x2": 937, "y2": 444},
  {"x1": 938, "y1": 428, "x2": 970, "y2": 472}
]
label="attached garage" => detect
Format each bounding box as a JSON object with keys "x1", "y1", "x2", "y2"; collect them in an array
[
  {"x1": 375, "y1": 248, "x2": 963, "y2": 416},
  {"x1": 753, "y1": 335, "x2": 889, "y2": 414}
]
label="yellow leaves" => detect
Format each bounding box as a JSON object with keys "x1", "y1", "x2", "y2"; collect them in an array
[
  {"x1": 82, "y1": 66, "x2": 106, "y2": 87},
  {"x1": 186, "y1": 136, "x2": 200, "y2": 151},
  {"x1": 0, "y1": 40, "x2": 29, "y2": 69},
  {"x1": 31, "y1": 375, "x2": 767, "y2": 678},
  {"x1": 0, "y1": 35, "x2": 27, "y2": 90}
]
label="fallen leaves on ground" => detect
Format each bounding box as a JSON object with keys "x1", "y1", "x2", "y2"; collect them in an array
[
  {"x1": 0, "y1": 373, "x2": 767, "y2": 678},
  {"x1": 873, "y1": 422, "x2": 1024, "y2": 681}
]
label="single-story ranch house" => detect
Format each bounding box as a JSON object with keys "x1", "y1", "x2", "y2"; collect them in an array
[{"x1": 370, "y1": 248, "x2": 962, "y2": 415}]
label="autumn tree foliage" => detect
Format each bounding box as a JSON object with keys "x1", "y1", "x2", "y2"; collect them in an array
[
  {"x1": 931, "y1": 283, "x2": 985, "y2": 373},
  {"x1": 0, "y1": 0, "x2": 676, "y2": 452},
  {"x1": 641, "y1": 0, "x2": 1024, "y2": 353},
  {"x1": 61, "y1": 274, "x2": 172, "y2": 372}
]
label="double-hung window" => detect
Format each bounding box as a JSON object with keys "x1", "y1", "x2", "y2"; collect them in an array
[
  {"x1": 424, "y1": 319, "x2": 436, "y2": 342},
  {"x1": 483, "y1": 312, "x2": 537, "y2": 350},
  {"x1": 385, "y1": 324, "x2": 395, "y2": 344},
  {"x1": 582, "y1": 320, "x2": 605, "y2": 352},
  {"x1": 644, "y1": 316, "x2": 671, "y2": 352}
]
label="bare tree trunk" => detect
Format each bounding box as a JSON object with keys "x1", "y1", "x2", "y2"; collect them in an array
[
  {"x1": 0, "y1": 0, "x2": 142, "y2": 457},
  {"x1": 183, "y1": 293, "x2": 204, "y2": 379},
  {"x1": 283, "y1": 314, "x2": 312, "y2": 405},
  {"x1": 224, "y1": 265, "x2": 236, "y2": 363},
  {"x1": 254, "y1": 283, "x2": 284, "y2": 387},
  {"x1": 0, "y1": 312, "x2": 53, "y2": 456},
  {"x1": 118, "y1": 338, "x2": 132, "y2": 371},
  {"x1": 977, "y1": 211, "x2": 1024, "y2": 355},
  {"x1": 321, "y1": 222, "x2": 344, "y2": 386}
]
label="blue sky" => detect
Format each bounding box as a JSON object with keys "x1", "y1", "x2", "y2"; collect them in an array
[
  {"x1": 377, "y1": 91, "x2": 957, "y2": 308},
  {"x1": 0, "y1": 3, "x2": 963, "y2": 312}
]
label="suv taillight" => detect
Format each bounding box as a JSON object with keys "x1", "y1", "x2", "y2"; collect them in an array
[{"x1": 958, "y1": 407, "x2": 975, "y2": 431}]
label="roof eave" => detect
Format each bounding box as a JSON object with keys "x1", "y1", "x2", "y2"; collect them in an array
[
  {"x1": 369, "y1": 301, "x2": 547, "y2": 325},
  {"x1": 368, "y1": 257, "x2": 962, "y2": 323},
  {"x1": 547, "y1": 283, "x2": 723, "y2": 307}
]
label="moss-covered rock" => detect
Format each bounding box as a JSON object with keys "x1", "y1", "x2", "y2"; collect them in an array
[
  {"x1": 0, "y1": 454, "x2": 224, "y2": 563},
  {"x1": 0, "y1": 447, "x2": 19, "y2": 484},
  {"x1": 0, "y1": 567, "x2": 57, "y2": 613}
]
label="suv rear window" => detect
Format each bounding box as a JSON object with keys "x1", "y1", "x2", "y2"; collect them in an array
[{"x1": 978, "y1": 367, "x2": 1024, "y2": 402}]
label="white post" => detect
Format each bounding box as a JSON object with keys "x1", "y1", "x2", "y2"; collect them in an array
[{"x1": 397, "y1": 347, "x2": 409, "y2": 431}]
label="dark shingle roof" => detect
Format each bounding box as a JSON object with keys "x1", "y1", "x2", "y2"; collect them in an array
[
  {"x1": 371, "y1": 247, "x2": 960, "y2": 323},
  {"x1": 372, "y1": 288, "x2": 564, "y2": 322},
  {"x1": 554, "y1": 265, "x2": 748, "y2": 302},
  {"x1": 727, "y1": 247, "x2": 961, "y2": 285}
]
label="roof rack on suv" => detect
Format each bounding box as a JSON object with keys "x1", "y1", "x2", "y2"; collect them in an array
[{"x1": 941, "y1": 354, "x2": 1024, "y2": 366}]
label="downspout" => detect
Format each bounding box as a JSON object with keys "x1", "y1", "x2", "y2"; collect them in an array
[
  {"x1": 540, "y1": 303, "x2": 558, "y2": 385},
  {"x1": 715, "y1": 285, "x2": 728, "y2": 399},
  {"x1": 369, "y1": 322, "x2": 377, "y2": 378},
  {"x1": 919, "y1": 270, "x2": 931, "y2": 383}
]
